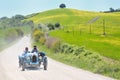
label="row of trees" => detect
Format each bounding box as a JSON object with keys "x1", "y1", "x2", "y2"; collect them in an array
[
  {"x1": 104, "y1": 8, "x2": 120, "y2": 13},
  {"x1": 0, "y1": 15, "x2": 34, "y2": 29},
  {"x1": 37, "y1": 22, "x2": 61, "y2": 31}
]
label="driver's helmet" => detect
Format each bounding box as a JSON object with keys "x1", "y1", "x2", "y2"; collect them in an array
[
  {"x1": 34, "y1": 46, "x2": 37, "y2": 49},
  {"x1": 25, "y1": 47, "x2": 28, "y2": 51}
]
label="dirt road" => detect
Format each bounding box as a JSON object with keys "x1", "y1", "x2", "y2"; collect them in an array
[{"x1": 0, "y1": 36, "x2": 114, "y2": 80}]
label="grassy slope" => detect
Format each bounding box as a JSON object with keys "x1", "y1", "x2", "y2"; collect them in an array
[{"x1": 28, "y1": 8, "x2": 120, "y2": 60}]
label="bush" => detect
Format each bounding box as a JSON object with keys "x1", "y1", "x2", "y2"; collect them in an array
[
  {"x1": 64, "y1": 45, "x2": 74, "y2": 54},
  {"x1": 73, "y1": 46, "x2": 85, "y2": 56},
  {"x1": 32, "y1": 28, "x2": 44, "y2": 42},
  {"x1": 37, "y1": 24, "x2": 42, "y2": 30},
  {"x1": 55, "y1": 22, "x2": 60, "y2": 28},
  {"x1": 15, "y1": 28, "x2": 24, "y2": 37},
  {"x1": 84, "y1": 50, "x2": 93, "y2": 56},
  {"x1": 59, "y1": 43, "x2": 85, "y2": 55},
  {"x1": 51, "y1": 39, "x2": 61, "y2": 53},
  {"x1": 60, "y1": 43, "x2": 69, "y2": 53},
  {"x1": 47, "y1": 23, "x2": 55, "y2": 30},
  {"x1": 39, "y1": 37, "x2": 46, "y2": 45}
]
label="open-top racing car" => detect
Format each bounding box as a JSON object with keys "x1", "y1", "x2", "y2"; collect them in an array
[{"x1": 18, "y1": 52, "x2": 47, "y2": 71}]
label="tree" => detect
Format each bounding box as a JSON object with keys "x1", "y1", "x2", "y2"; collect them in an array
[
  {"x1": 55, "y1": 22, "x2": 60, "y2": 28},
  {"x1": 26, "y1": 20, "x2": 34, "y2": 29},
  {"x1": 59, "y1": 3, "x2": 66, "y2": 8},
  {"x1": 15, "y1": 28, "x2": 24, "y2": 37},
  {"x1": 47, "y1": 23, "x2": 54, "y2": 30},
  {"x1": 0, "y1": 16, "x2": 8, "y2": 20},
  {"x1": 38, "y1": 24, "x2": 42, "y2": 30},
  {"x1": 109, "y1": 7, "x2": 114, "y2": 12},
  {"x1": 116, "y1": 8, "x2": 120, "y2": 12},
  {"x1": 0, "y1": 17, "x2": 10, "y2": 28},
  {"x1": 13, "y1": 15, "x2": 26, "y2": 20}
]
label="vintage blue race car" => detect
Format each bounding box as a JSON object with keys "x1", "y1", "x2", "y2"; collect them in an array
[{"x1": 18, "y1": 52, "x2": 47, "y2": 71}]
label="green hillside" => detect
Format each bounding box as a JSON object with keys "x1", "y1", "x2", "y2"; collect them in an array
[{"x1": 28, "y1": 8, "x2": 120, "y2": 60}]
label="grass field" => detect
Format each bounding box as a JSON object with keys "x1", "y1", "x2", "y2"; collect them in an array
[
  {"x1": 50, "y1": 30, "x2": 120, "y2": 60},
  {"x1": 28, "y1": 8, "x2": 120, "y2": 60}
]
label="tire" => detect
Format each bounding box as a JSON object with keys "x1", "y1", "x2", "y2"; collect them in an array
[
  {"x1": 22, "y1": 67, "x2": 25, "y2": 71},
  {"x1": 43, "y1": 56, "x2": 47, "y2": 70},
  {"x1": 22, "y1": 62, "x2": 25, "y2": 71},
  {"x1": 18, "y1": 56, "x2": 22, "y2": 68},
  {"x1": 44, "y1": 65, "x2": 47, "y2": 70},
  {"x1": 22, "y1": 66, "x2": 25, "y2": 71},
  {"x1": 19, "y1": 62, "x2": 21, "y2": 68}
]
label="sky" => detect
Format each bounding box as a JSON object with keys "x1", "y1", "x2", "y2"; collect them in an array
[{"x1": 0, "y1": 0, "x2": 119, "y2": 17}]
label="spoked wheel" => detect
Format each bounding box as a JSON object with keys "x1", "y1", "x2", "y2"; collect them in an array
[
  {"x1": 43, "y1": 56, "x2": 48, "y2": 70},
  {"x1": 22, "y1": 62, "x2": 25, "y2": 71},
  {"x1": 44, "y1": 64, "x2": 47, "y2": 70},
  {"x1": 39, "y1": 61, "x2": 41, "y2": 67}
]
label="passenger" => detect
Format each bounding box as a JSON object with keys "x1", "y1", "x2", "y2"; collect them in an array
[{"x1": 31, "y1": 45, "x2": 39, "y2": 53}]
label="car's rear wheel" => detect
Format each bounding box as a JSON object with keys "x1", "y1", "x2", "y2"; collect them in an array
[
  {"x1": 43, "y1": 56, "x2": 47, "y2": 70},
  {"x1": 44, "y1": 66, "x2": 47, "y2": 70},
  {"x1": 22, "y1": 63, "x2": 25, "y2": 71}
]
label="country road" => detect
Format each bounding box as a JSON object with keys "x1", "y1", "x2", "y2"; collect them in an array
[{"x1": 0, "y1": 36, "x2": 114, "y2": 80}]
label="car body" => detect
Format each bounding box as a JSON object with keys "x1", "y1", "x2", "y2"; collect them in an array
[{"x1": 18, "y1": 52, "x2": 47, "y2": 71}]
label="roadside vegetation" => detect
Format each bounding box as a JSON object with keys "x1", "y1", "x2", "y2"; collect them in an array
[
  {"x1": 30, "y1": 8, "x2": 120, "y2": 79},
  {"x1": 32, "y1": 28, "x2": 120, "y2": 79}
]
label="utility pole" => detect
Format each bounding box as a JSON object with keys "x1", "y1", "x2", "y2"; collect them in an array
[
  {"x1": 87, "y1": 16, "x2": 101, "y2": 34},
  {"x1": 103, "y1": 19, "x2": 106, "y2": 35},
  {"x1": 90, "y1": 24, "x2": 92, "y2": 34}
]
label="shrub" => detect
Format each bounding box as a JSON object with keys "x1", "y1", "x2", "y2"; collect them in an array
[
  {"x1": 60, "y1": 43, "x2": 69, "y2": 53},
  {"x1": 39, "y1": 37, "x2": 46, "y2": 45},
  {"x1": 15, "y1": 28, "x2": 24, "y2": 37},
  {"x1": 51, "y1": 39, "x2": 61, "y2": 53},
  {"x1": 84, "y1": 50, "x2": 93, "y2": 56},
  {"x1": 47, "y1": 23, "x2": 55, "y2": 30},
  {"x1": 32, "y1": 28, "x2": 44, "y2": 42},
  {"x1": 37, "y1": 24, "x2": 42, "y2": 30},
  {"x1": 73, "y1": 46, "x2": 85, "y2": 56},
  {"x1": 45, "y1": 37, "x2": 58, "y2": 48},
  {"x1": 55, "y1": 22, "x2": 60, "y2": 28},
  {"x1": 60, "y1": 43, "x2": 85, "y2": 55},
  {"x1": 64, "y1": 45, "x2": 74, "y2": 54}
]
